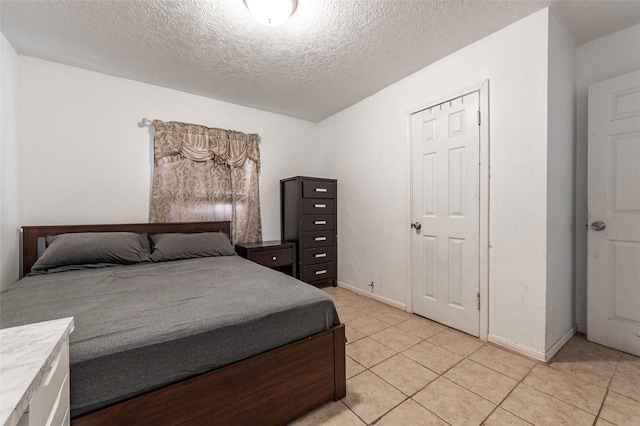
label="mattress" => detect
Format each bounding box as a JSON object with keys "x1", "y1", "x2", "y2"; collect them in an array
[{"x1": 0, "y1": 256, "x2": 340, "y2": 418}]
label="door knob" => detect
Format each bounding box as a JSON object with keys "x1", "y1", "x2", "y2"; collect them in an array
[
  {"x1": 591, "y1": 221, "x2": 606, "y2": 231},
  {"x1": 411, "y1": 222, "x2": 422, "y2": 231}
]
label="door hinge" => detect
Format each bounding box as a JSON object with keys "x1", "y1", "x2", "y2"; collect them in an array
[
  {"x1": 477, "y1": 292, "x2": 480, "y2": 310},
  {"x1": 477, "y1": 111, "x2": 481, "y2": 125}
]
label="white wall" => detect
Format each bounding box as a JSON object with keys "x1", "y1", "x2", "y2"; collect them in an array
[
  {"x1": 545, "y1": 12, "x2": 576, "y2": 353},
  {"x1": 575, "y1": 24, "x2": 640, "y2": 332},
  {"x1": 1, "y1": 34, "x2": 20, "y2": 291},
  {"x1": 319, "y1": 9, "x2": 552, "y2": 356},
  {"x1": 17, "y1": 57, "x2": 319, "y2": 246}
]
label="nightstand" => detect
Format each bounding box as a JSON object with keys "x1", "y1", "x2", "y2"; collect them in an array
[{"x1": 235, "y1": 241, "x2": 296, "y2": 277}]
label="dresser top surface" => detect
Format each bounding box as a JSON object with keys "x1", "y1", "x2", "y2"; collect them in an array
[
  {"x1": 280, "y1": 176, "x2": 337, "y2": 183},
  {"x1": 235, "y1": 240, "x2": 294, "y2": 249}
]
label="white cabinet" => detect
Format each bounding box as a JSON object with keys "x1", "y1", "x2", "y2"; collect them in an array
[
  {"x1": 24, "y1": 343, "x2": 70, "y2": 426},
  {"x1": 1, "y1": 318, "x2": 73, "y2": 426}
]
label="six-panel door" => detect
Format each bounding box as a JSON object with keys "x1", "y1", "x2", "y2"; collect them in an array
[
  {"x1": 587, "y1": 70, "x2": 640, "y2": 356},
  {"x1": 410, "y1": 93, "x2": 481, "y2": 337}
]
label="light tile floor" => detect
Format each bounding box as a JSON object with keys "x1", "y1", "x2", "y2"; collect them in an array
[{"x1": 291, "y1": 287, "x2": 640, "y2": 426}]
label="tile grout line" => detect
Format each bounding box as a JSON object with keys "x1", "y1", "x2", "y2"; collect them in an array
[
  {"x1": 495, "y1": 360, "x2": 613, "y2": 424},
  {"x1": 529, "y1": 342, "x2": 625, "y2": 423},
  {"x1": 338, "y1": 399, "x2": 369, "y2": 426},
  {"x1": 456, "y1": 344, "x2": 508, "y2": 425},
  {"x1": 526, "y1": 364, "x2": 612, "y2": 419},
  {"x1": 368, "y1": 396, "x2": 410, "y2": 425},
  {"x1": 481, "y1": 358, "x2": 537, "y2": 425},
  {"x1": 592, "y1": 351, "x2": 623, "y2": 425}
]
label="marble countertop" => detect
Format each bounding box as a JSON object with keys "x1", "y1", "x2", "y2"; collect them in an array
[{"x1": 1, "y1": 317, "x2": 74, "y2": 426}]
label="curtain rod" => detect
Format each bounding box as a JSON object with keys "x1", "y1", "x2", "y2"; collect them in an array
[{"x1": 141, "y1": 118, "x2": 153, "y2": 127}]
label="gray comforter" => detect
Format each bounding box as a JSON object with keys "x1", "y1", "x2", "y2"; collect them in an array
[{"x1": 0, "y1": 256, "x2": 340, "y2": 418}]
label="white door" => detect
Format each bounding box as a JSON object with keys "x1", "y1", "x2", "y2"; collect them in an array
[
  {"x1": 587, "y1": 70, "x2": 640, "y2": 356},
  {"x1": 411, "y1": 93, "x2": 480, "y2": 337}
]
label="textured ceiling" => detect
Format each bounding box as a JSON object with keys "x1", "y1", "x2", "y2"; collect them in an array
[{"x1": 2, "y1": 0, "x2": 639, "y2": 122}]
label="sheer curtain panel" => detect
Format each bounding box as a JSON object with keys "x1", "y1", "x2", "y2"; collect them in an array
[{"x1": 149, "y1": 120, "x2": 262, "y2": 243}]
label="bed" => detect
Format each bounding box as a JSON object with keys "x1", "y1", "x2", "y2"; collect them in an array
[{"x1": 0, "y1": 221, "x2": 346, "y2": 425}]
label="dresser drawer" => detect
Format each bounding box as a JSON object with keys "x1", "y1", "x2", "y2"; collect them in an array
[
  {"x1": 302, "y1": 246, "x2": 336, "y2": 265},
  {"x1": 302, "y1": 180, "x2": 336, "y2": 199},
  {"x1": 302, "y1": 231, "x2": 336, "y2": 248},
  {"x1": 29, "y1": 341, "x2": 70, "y2": 426},
  {"x1": 302, "y1": 198, "x2": 335, "y2": 215},
  {"x1": 301, "y1": 215, "x2": 335, "y2": 231},
  {"x1": 301, "y1": 262, "x2": 336, "y2": 282},
  {"x1": 249, "y1": 248, "x2": 293, "y2": 268}
]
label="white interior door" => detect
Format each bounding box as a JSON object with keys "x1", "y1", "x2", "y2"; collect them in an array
[
  {"x1": 587, "y1": 70, "x2": 640, "y2": 356},
  {"x1": 410, "y1": 93, "x2": 480, "y2": 337}
]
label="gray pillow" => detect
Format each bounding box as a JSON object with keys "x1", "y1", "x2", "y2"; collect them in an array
[
  {"x1": 30, "y1": 232, "x2": 151, "y2": 274},
  {"x1": 150, "y1": 232, "x2": 235, "y2": 262}
]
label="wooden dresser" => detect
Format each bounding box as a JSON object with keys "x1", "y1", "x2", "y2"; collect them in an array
[{"x1": 281, "y1": 176, "x2": 337, "y2": 286}]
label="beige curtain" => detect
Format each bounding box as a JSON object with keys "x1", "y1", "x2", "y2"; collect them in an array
[{"x1": 149, "y1": 120, "x2": 262, "y2": 243}]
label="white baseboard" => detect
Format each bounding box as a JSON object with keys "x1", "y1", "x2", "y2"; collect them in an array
[
  {"x1": 488, "y1": 334, "x2": 547, "y2": 362},
  {"x1": 576, "y1": 324, "x2": 587, "y2": 334},
  {"x1": 337, "y1": 281, "x2": 407, "y2": 311},
  {"x1": 545, "y1": 326, "x2": 576, "y2": 361},
  {"x1": 488, "y1": 325, "x2": 576, "y2": 363}
]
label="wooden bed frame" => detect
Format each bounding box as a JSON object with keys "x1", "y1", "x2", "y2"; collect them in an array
[{"x1": 21, "y1": 221, "x2": 346, "y2": 425}]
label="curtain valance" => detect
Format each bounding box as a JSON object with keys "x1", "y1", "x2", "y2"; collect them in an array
[{"x1": 152, "y1": 120, "x2": 261, "y2": 169}]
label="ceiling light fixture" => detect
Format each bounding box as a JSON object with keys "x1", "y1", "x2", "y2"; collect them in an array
[{"x1": 244, "y1": 0, "x2": 298, "y2": 26}]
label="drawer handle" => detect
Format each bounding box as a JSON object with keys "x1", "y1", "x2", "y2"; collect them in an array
[
  {"x1": 315, "y1": 269, "x2": 327, "y2": 275},
  {"x1": 272, "y1": 256, "x2": 277, "y2": 261},
  {"x1": 314, "y1": 220, "x2": 327, "y2": 225},
  {"x1": 315, "y1": 188, "x2": 328, "y2": 193},
  {"x1": 314, "y1": 204, "x2": 326, "y2": 208},
  {"x1": 314, "y1": 237, "x2": 327, "y2": 241},
  {"x1": 315, "y1": 253, "x2": 327, "y2": 258}
]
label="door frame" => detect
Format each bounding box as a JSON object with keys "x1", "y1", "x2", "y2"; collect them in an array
[{"x1": 404, "y1": 80, "x2": 490, "y2": 340}]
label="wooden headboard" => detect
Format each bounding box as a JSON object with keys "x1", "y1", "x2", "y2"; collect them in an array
[{"x1": 22, "y1": 221, "x2": 232, "y2": 276}]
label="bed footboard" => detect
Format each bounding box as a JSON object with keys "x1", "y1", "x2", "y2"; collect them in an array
[{"x1": 72, "y1": 324, "x2": 346, "y2": 426}]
